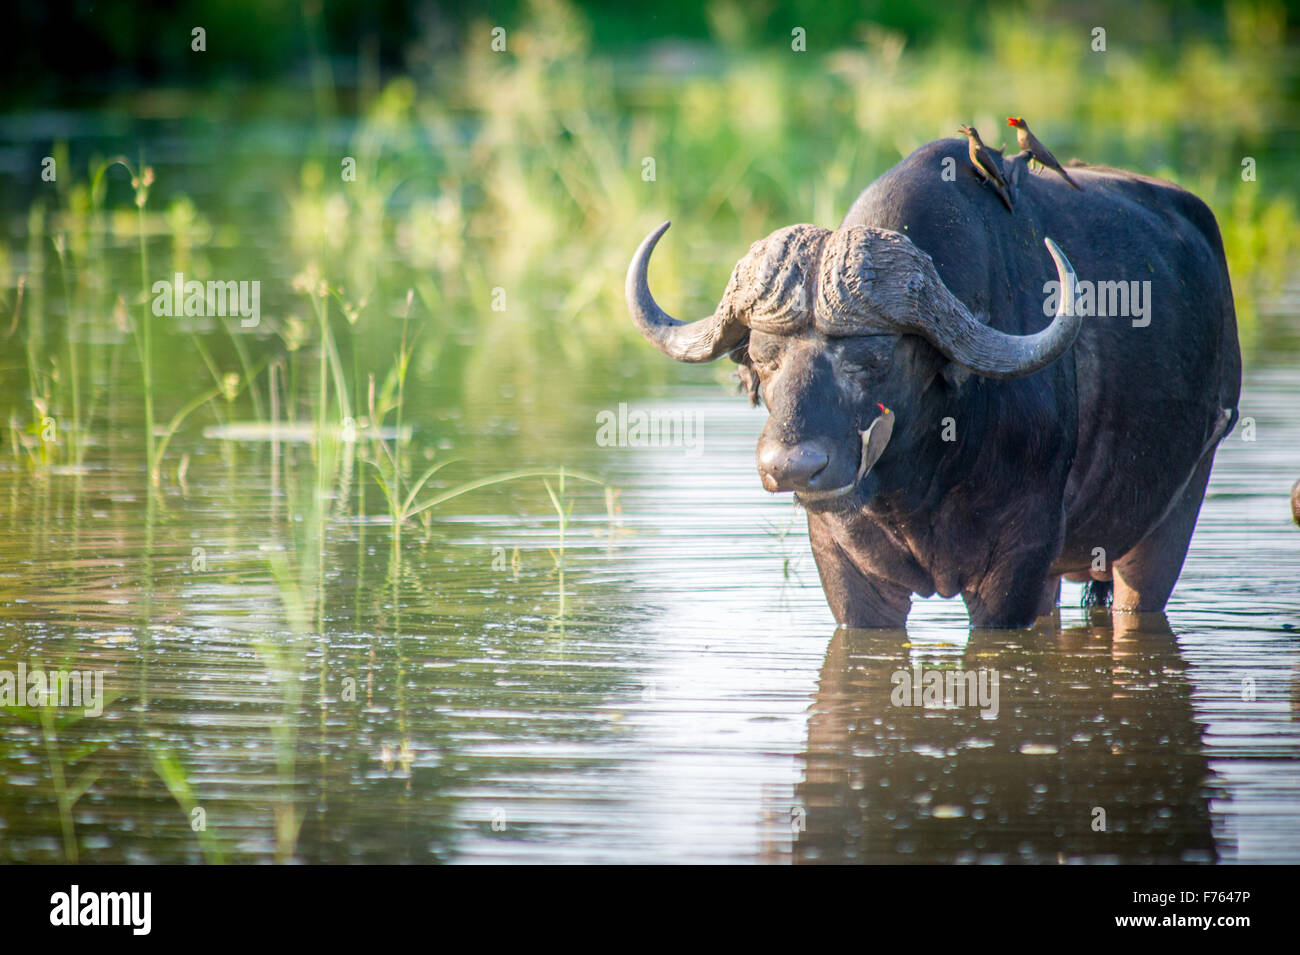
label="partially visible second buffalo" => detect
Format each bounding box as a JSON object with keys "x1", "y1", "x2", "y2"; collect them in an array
[{"x1": 624, "y1": 138, "x2": 1241, "y2": 628}]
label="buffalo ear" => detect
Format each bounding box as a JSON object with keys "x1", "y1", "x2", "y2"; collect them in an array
[
  {"x1": 900, "y1": 333, "x2": 968, "y2": 392},
  {"x1": 939, "y1": 361, "x2": 971, "y2": 389}
]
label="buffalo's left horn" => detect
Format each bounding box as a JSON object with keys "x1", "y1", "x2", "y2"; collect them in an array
[
  {"x1": 827, "y1": 227, "x2": 1081, "y2": 379},
  {"x1": 625, "y1": 221, "x2": 747, "y2": 363},
  {"x1": 906, "y1": 236, "x2": 1079, "y2": 379}
]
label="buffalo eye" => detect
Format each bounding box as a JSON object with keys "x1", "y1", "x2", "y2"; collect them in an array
[{"x1": 837, "y1": 337, "x2": 890, "y2": 374}]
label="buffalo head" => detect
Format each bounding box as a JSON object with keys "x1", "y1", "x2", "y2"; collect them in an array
[{"x1": 625, "y1": 221, "x2": 1078, "y2": 511}]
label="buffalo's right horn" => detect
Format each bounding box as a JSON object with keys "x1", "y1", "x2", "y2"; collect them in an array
[{"x1": 625, "y1": 221, "x2": 747, "y2": 363}]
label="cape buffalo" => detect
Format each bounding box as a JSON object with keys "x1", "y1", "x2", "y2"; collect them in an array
[{"x1": 624, "y1": 138, "x2": 1241, "y2": 628}]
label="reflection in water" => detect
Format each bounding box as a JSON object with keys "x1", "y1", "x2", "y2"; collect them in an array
[
  {"x1": 797, "y1": 614, "x2": 1217, "y2": 863},
  {"x1": 1, "y1": 374, "x2": 1298, "y2": 863}
]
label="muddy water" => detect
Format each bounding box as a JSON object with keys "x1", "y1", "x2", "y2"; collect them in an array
[{"x1": 1, "y1": 363, "x2": 1296, "y2": 864}]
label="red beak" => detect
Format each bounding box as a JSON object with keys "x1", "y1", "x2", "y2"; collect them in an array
[{"x1": 1006, "y1": 117, "x2": 1018, "y2": 126}]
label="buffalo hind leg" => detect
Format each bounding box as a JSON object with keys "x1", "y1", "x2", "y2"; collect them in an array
[
  {"x1": 1112, "y1": 449, "x2": 1216, "y2": 613},
  {"x1": 808, "y1": 517, "x2": 912, "y2": 628}
]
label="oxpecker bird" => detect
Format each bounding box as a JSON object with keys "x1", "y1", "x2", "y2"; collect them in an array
[
  {"x1": 1007, "y1": 116, "x2": 1082, "y2": 190},
  {"x1": 858, "y1": 404, "x2": 895, "y2": 478},
  {"x1": 958, "y1": 124, "x2": 1014, "y2": 212}
]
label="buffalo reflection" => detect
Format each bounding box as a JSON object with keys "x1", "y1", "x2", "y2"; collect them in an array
[{"x1": 795, "y1": 612, "x2": 1218, "y2": 863}]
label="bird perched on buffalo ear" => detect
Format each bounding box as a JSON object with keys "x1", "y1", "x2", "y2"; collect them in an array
[
  {"x1": 958, "y1": 124, "x2": 1014, "y2": 213},
  {"x1": 1007, "y1": 117, "x2": 1082, "y2": 190}
]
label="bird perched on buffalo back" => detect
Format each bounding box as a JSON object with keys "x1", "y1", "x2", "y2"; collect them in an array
[
  {"x1": 958, "y1": 124, "x2": 1014, "y2": 213},
  {"x1": 1007, "y1": 116, "x2": 1082, "y2": 190}
]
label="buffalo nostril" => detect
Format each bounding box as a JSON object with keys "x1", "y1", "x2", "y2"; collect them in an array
[{"x1": 757, "y1": 444, "x2": 831, "y2": 492}]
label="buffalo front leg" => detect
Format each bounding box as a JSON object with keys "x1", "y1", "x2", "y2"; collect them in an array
[
  {"x1": 807, "y1": 515, "x2": 912, "y2": 627},
  {"x1": 963, "y1": 501, "x2": 1066, "y2": 628},
  {"x1": 963, "y1": 540, "x2": 1063, "y2": 629},
  {"x1": 963, "y1": 571, "x2": 1054, "y2": 628}
]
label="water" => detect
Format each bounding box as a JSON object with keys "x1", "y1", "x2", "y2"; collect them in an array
[
  {"x1": 1, "y1": 99, "x2": 1297, "y2": 863},
  {"x1": 1, "y1": 365, "x2": 1297, "y2": 864}
]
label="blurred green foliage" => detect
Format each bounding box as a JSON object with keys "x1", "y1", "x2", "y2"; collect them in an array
[
  {"x1": 2, "y1": 0, "x2": 1298, "y2": 482},
  {"x1": 11, "y1": 1, "x2": 1298, "y2": 97}
]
